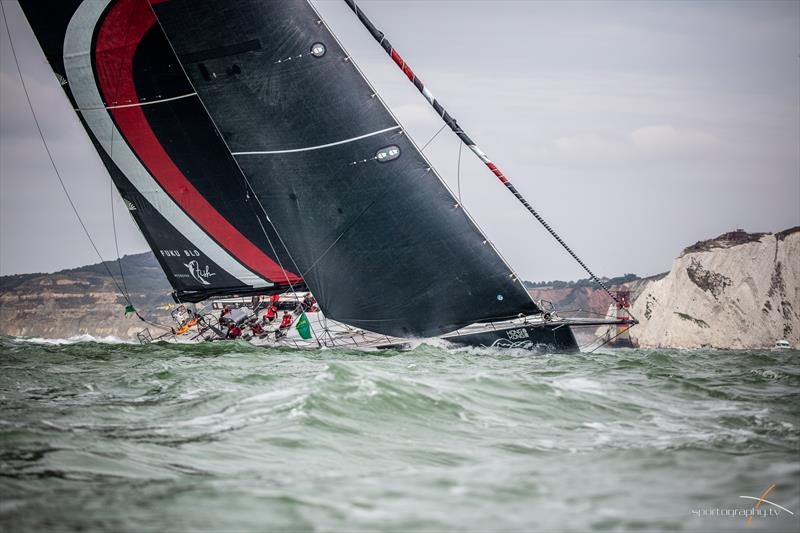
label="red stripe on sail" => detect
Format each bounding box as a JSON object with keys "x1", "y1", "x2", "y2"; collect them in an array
[{"x1": 94, "y1": 0, "x2": 301, "y2": 285}]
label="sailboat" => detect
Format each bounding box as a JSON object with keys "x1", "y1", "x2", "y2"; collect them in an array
[{"x1": 15, "y1": 0, "x2": 634, "y2": 352}]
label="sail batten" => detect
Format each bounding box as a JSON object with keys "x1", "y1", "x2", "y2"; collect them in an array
[
  {"x1": 231, "y1": 126, "x2": 402, "y2": 156},
  {"x1": 74, "y1": 92, "x2": 198, "y2": 111}
]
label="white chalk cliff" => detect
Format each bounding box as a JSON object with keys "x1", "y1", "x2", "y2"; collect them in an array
[{"x1": 629, "y1": 228, "x2": 799, "y2": 349}]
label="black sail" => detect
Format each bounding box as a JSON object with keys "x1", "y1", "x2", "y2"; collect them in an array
[
  {"x1": 151, "y1": 0, "x2": 540, "y2": 337},
  {"x1": 18, "y1": 0, "x2": 305, "y2": 303}
]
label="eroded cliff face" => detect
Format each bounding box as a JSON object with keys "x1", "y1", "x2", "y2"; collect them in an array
[
  {"x1": 629, "y1": 228, "x2": 799, "y2": 349},
  {"x1": 0, "y1": 276, "x2": 146, "y2": 339},
  {"x1": 0, "y1": 254, "x2": 173, "y2": 340}
]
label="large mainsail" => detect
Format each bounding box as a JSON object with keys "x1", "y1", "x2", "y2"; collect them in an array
[
  {"x1": 18, "y1": 0, "x2": 304, "y2": 303},
  {"x1": 150, "y1": 0, "x2": 541, "y2": 337}
]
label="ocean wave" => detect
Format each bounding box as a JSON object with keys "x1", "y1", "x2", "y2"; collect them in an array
[{"x1": 1, "y1": 343, "x2": 799, "y2": 532}]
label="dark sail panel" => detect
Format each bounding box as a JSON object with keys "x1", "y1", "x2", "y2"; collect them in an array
[
  {"x1": 18, "y1": 0, "x2": 305, "y2": 302},
  {"x1": 152, "y1": 0, "x2": 540, "y2": 336}
]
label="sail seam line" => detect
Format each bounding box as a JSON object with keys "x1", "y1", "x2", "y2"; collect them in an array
[
  {"x1": 232, "y1": 126, "x2": 401, "y2": 155},
  {"x1": 74, "y1": 92, "x2": 197, "y2": 111}
]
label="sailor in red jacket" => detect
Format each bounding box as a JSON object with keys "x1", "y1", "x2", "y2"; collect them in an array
[
  {"x1": 227, "y1": 323, "x2": 242, "y2": 339},
  {"x1": 276, "y1": 311, "x2": 293, "y2": 339},
  {"x1": 264, "y1": 304, "x2": 278, "y2": 322}
]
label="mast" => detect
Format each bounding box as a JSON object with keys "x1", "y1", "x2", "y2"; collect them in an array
[{"x1": 342, "y1": 0, "x2": 621, "y2": 306}]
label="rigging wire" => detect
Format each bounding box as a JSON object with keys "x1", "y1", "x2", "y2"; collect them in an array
[
  {"x1": 104, "y1": 0, "x2": 132, "y2": 304},
  {"x1": 109, "y1": 179, "x2": 132, "y2": 301},
  {"x1": 314, "y1": 310, "x2": 339, "y2": 347},
  {"x1": 1, "y1": 3, "x2": 126, "y2": 296},
  {"x1": 106, "y1": 100, "x2": 133, "y2": 307},
  {"x1": 1, "y1": 3, "x2": 172, "y2": 332},
  {"x1": 504, "y1": 185, "x2": 624, "y2": 308},
  {"x1": 419, "y1": 123, "x2": 447, "y2": 152},
  {"x1": 300, "y1": 200, "x2": 376, "y2": 279},
  {"x1": 253, "y1": 215, "x2": 323, "y2": 346},
  {"x1": 456, "y1": 140, "x2": 463, "y2": 203},
  {"x1": 557, "y1": 308, "x2": 618, "y2": 318},
  {"x1": 584, "y1": 322, "x2": 638, "y2": 354}
]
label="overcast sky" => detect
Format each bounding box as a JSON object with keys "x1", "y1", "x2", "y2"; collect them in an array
[{"x1": 1, "y1": 0, "x2": 798, "y2": 282}]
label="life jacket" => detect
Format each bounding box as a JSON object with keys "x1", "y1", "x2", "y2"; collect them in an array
[
  {"x1": 228, "y1": 325, "x2": 241, "y2": 338},
  {"x1": 270, "y1": 294, "x2": 280, "y2": 304},
  {"x1": 265, "y1": 306, "x2": 277, "y2": 319},
  {"x1": 251, "y1": 323, "x2": 263, "y2": 334},
  {"x1": 280, "y1": 314, "x2": 293, "y2": 327},
  {"x1": 175, "y1": 317, "x2": 199, "y2": 335}
]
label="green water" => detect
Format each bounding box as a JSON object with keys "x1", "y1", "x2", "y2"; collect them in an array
[{"x1": 0, "y1": 336, "x2": 798, "y2": 532}]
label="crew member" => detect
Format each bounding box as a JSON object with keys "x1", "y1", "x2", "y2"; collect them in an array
[
  {"x1": 276, "y1": 311, "x2": 293, "y2": 339},
  {"x1": 252, "y1": 296, "x2": 266, "y2": 314},
  {"x1": 227, "y1": 323, "x2": 242, "y2": 339},
  {"x1": 302, "y1": 293, "x2": 316, "y2": 311},
  {"x1": 264, "y1": 304, "x2": 278, "y2": 323}
]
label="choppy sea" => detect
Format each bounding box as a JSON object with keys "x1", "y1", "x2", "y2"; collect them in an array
[{"x1": 0, "y1": 336, "x2": 798, "y2": 532}]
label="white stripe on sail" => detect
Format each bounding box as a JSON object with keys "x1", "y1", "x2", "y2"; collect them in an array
[
  {"x1": 232, "y1": 126, "x2": 401, "y2": 155},
  {"x1": 64, "y1": 0, "x2": 268, "y2": 288}
]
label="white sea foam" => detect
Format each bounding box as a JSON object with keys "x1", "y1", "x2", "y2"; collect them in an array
[
  {"x1": 14, "y1": 334, "x2": 135, "y2": 345},
  {"x1": 551, "y1": 377, "x2": 606, "y2": 395}
]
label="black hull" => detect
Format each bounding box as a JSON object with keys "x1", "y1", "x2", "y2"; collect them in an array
[{"x1": 445, "y1": 323, "x2": 579, "y2": 353}]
